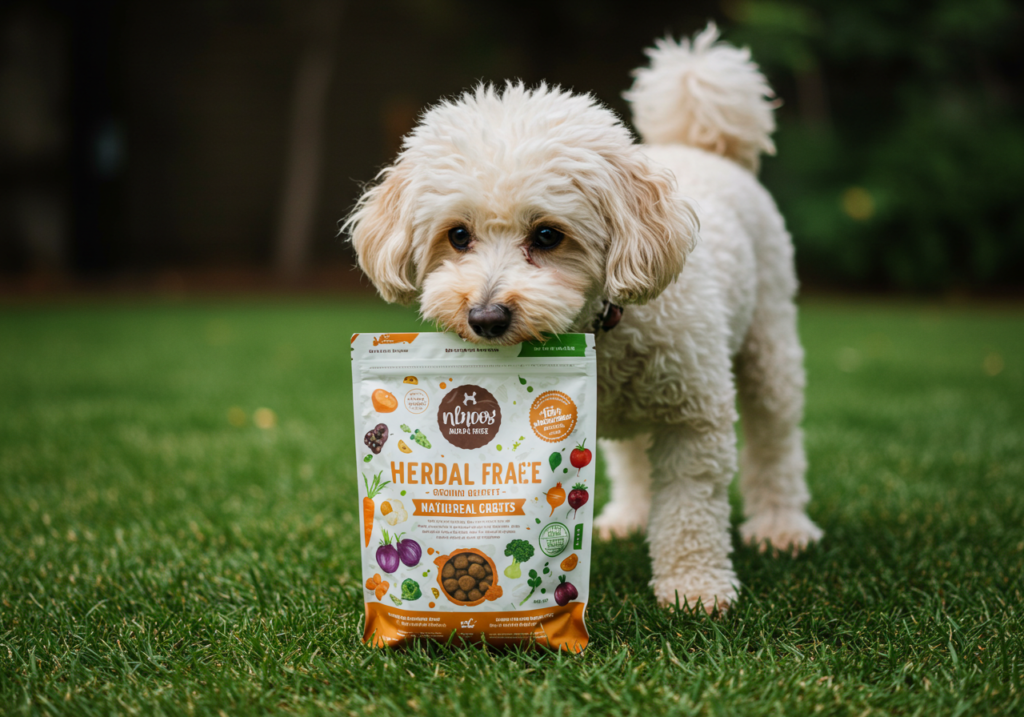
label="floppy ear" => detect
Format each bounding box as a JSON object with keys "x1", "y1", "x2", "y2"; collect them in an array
[
  {"x1": 345, "y1": 162, "x2": 417, "y2": 305},
  {"x1": 600, "y1": 151, "x2": 699, "y2": 305}
]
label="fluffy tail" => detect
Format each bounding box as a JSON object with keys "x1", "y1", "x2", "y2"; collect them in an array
[{"x1": 624, "y1": 23, "x2": 777, "y2": 173}]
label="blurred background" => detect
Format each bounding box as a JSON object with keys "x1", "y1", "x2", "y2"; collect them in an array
[{"x1": 1, "y1": 0, "x2": 1022, "y2": 295}]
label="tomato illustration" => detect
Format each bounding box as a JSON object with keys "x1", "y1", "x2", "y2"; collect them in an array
[{"x1": 570, "y1": 439, "x2": 592, "y2": 475}]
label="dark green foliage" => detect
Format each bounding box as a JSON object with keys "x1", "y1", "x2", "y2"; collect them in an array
[
  {"x1": 727, "y1": 0, "x2": 1024, "y2": 290},
  {"x1": 1, "y1": 300, "x2": 1022, "y2": 714}
]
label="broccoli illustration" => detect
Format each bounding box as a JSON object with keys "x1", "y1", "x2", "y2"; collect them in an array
[
  {"x1": 503, "y1": 539, "x2": 535, "y2": 579},
  {"x1": 401, "y1": 578, "x2": 422, "y2": 601}
]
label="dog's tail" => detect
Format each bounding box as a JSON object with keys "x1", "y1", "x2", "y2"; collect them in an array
[{"x1": 624, "y1": 23, "x2": 776, "y2": 173}]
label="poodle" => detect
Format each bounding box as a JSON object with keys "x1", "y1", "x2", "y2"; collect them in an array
[{"x1": 345, "y1": 24, "x2": 822, "y2": 612}]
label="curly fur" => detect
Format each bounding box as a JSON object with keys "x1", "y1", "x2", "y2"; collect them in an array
[
  {"x1": 345, "y1": 82, "x2": 698, "y2": 339},
  {"x1": 346, "y1": 24, "x2": 822, "y2": 613}
]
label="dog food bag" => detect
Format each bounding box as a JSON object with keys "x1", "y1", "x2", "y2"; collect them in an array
[{"x1": 351, "y1": 332, "x2": 597, "y2": 651}]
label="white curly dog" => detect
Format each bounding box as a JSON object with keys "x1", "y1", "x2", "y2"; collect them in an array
[{"x1": 346, "y1": 24, "x2": 822, "y2": 613}]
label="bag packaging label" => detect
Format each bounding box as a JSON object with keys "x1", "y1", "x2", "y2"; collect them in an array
[{"x1": 351, "y1": 332, "x2": 597, "y2": 651}]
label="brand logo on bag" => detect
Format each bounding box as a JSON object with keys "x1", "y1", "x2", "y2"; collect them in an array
[{"x1": 437, "y1": 384, "x2": 501, "y2": 449}]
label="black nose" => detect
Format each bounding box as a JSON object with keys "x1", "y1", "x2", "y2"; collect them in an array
[{"x1": 468, "y1": 304, "x2": 512, "y2": 338}]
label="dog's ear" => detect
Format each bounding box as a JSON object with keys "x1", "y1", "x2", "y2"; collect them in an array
[
  {"x1": 600, "y1": 151, "x2": 698, "y2": 305},
  {"x1": 345, "y1": 162, "x2": 417, "y2": 305}
]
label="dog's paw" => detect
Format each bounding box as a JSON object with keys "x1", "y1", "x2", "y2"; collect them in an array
[
  {"x1": 740, "y1": 508, "x2": 823, "y2": 556},
  {"x1": 652, "y1": 573, "x2": 738, "y2": 615},
  {"x1": 595, "y1": 502, "x2": 648, "y2": 540},
  {"x1": 652, "y1": 567, "x2": 739, "y2": 615}
]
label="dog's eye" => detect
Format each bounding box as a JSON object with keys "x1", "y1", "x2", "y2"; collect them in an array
[
  {"x1": 531, "y1": 226, "x2": 564, "y2": 250},
  {"x1": 448, "y1": 226, "x2": 472, "y2": 251}
]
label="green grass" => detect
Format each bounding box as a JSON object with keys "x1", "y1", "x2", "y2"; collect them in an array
[{"x1": 1, "y1": 298, "x2": 1022, "y2": 716}]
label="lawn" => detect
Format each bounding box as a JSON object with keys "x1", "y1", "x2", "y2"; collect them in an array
[{"x1": 1, "y1": 298, "x2": 1022, "y2": 716}]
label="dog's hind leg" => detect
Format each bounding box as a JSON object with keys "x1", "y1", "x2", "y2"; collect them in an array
[
  {"x1": 595, "y1": 435, "x2": 652, "y2": 539},
  {"x1": 735, "y1": 296, "x2": 823, "y2": 554}
]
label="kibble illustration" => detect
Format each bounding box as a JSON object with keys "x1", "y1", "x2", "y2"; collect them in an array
[{"x1": 437, "y1": 551, "x2": 502, "y2": 604}]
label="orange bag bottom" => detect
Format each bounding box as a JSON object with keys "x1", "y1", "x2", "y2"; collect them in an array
[{"x1": 364, "y1": 602, "x2": 588, "y2": 652}]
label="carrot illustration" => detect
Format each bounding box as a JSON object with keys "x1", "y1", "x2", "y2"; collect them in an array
[
  {"x1": 544, "y1": 482, "x2": 566, "y2": 516},
  {"x1": 362, "y1": 471, "x2": 390, "y2": 547}
]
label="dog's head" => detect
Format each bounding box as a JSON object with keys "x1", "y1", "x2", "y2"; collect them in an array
[{"x1": 345, "y1": 83, "x2": 698, "y2": 344}]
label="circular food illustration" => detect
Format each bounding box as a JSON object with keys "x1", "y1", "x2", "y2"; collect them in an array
[{"x1": 433, "y1": 549, "x2": 502, "y2": 606}]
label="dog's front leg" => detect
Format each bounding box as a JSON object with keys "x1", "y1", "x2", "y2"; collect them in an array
[{"x1": 647, "y1": 422, "x2": 739, "y2": 613}]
